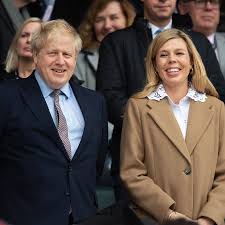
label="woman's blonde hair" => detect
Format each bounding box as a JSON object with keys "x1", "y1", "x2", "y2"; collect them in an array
[
  {"x1": 79, "y1": 0, "x2": 136, "y2": 49},
  {"x1": 5, "y1": 17, "x2": 42, "y2": 73},
  {"x1": 135, "y1": 28, "x2": 218, "y2": 98},
  {"x1": 32, "y1": 19, "x2": 82, "y2": 56}
]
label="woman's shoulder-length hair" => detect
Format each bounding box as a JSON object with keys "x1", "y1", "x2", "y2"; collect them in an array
[
  {"x1": 5, "y1": 17, "x2": 42, "y2": 73},
  {"x1": 79, "y1": 0, "x2": 136, "y2": 50},
  {"x1": 134, "y1": 28, "x2": 218, "y2": 99}
]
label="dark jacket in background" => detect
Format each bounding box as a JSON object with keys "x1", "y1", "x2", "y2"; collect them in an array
[{"x1": 51, "y1": 0, "x2": 92, "y2": 28}]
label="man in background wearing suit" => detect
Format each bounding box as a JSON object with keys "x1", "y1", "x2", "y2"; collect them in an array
[
  {"x1": 177, "y1": 0, "x2": 225, "y2": 78},
  {"x1": 96, "y1": 0, "x2": 225, "y2": 203},
  {"x1": 0, "y1": 19, "x2": 108, "y2": 225}
]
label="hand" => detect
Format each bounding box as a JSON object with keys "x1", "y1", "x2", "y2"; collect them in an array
[
  {"x1": 164, "y1": 210, "x2": 198, "y2": 225},
  {"x1": 198, "y1": 217, "x2": 215, "y2": 225}
]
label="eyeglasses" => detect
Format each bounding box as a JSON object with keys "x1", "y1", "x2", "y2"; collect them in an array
[{"x1": 190, "y1": 0, "x2": 220, "y2": 8}]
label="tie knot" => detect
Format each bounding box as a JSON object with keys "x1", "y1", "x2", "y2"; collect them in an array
[
  {"x1": 155, "y1": 29, "x2": 162, "y2": 35},
  {"x1": 53, "y1": 89, "x2": 61, "y2": 98}
]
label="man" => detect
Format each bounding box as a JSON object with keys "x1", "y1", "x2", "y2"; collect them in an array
[
  {"x1": 0, "y1": 19, "x2": 108, "y2": 225},
  {"x1": 96, "y1": 0, "x2": 225, "y2": 202},
  {"x1": 178, "y1": 0, "x2": 225, "y2": 78}
]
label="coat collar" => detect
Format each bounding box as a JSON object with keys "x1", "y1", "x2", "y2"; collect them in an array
[{"x1": 146, "y1": 98, "x2": 214, "y2": 162}]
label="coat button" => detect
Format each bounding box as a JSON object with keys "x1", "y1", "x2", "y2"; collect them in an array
[
  {"x1": 184, "y1": 166, "x2": 191, "y2": 175},
  {"x1": 68, "y1": 165, "x2": 72, "y2": 173}
]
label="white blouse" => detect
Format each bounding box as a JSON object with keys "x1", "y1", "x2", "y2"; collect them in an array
[{"x1": 147, "y1": 84, "x2": 207, "y2": 138}]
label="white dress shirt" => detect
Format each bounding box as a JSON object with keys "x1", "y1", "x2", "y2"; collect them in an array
[
  {"x1": 207, "y1": 33, "x2": 218, "y2": 59},
  {"x1": 35, "y1": 71, "x2": 85, "y2": 158},
  {"x1": 148, "y1": 20, "x2": 172, "y2": 39}
]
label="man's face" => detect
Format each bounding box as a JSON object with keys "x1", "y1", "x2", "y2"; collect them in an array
[
  {"x1": 33, "y1": 33, "x2": 77, "y2": 90},
  {"x1": 179, "y1": 0, "x2": 220, "y2": 35},
  {"x1": 144, "y1": 0, "x2": 176, "y2": 26}
]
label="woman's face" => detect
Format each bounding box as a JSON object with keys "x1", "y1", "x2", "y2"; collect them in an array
[
  {"x1": 155, "y1": 38, "x2": 192, "y2": 90},
  {"x1": 94, "y1": 1, "x2": 127, "y2": 42},
  {"x1": 16, "y1": 22, "x2": 41, "y2": 58}
]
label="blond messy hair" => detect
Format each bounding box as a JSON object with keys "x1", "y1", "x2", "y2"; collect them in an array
[{"x1": 32, "y1": 19, "x2": 82, "y2": 55}]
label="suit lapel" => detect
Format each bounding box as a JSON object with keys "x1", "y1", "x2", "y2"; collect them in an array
[
  {"x1": 147, "y1": 99, "x2": 191, "y2": 163},
  {"x1": 69, "y1": 81, "x2": 91, "y2": 161},
  {"x1": 19, "y1": 75, "x2": 69, "y2": 159},
  {"x1": 216, "y1": 33, "x2": 225, "y2": 78},
  {"x1": 185, "y1": 100, "x2": 214, "y2": 155}
]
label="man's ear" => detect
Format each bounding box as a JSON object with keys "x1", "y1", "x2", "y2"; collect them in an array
[{"x1": 177, "y1": 1, "x2": 190, "y2": 15}]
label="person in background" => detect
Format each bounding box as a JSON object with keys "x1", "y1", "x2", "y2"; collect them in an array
[
  {"x1": 177, "y1": 0, "x2": 225, "y2": 78},
  {"x1": 75, "y1": 0, "x2": 135, "y2": 91},
  {"x1": 75, "y1": 0, "x2": 135, "y2": 143},
  {"x1": 0, "y1": 0, "x2": 44, "y2": 74},
  {"x1": 0, "y1": 19, "x2": 108, "y2": 225},
  {"x1": 0, "y1": 17, "x2": 42, "y2": 81},
  {"x1": 96, "y1": 0, "x2": 225, "y2": 203},
  {"x1": 120, "y1": 28, "x2": 225, "y2": 225}
]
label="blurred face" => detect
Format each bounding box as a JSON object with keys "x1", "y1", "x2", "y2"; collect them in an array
[
  {"x1": 94, "y1": 1, "x2": 126, "y2": 42},
  {"x1": 144, "y1": 0, "x2": 176, "y2": 27},
  {"x1": 155, "y1": 38, "x2": 192, "y2": 90},
  {"x1": 182, "y1": 0, "x2": 220, "y2": 36},
  {"x1": 17, "y1": 22, "x2": 41, "y2": 58},
  {"x1": 33, "y1": 33, "x2": 77, "y2": 89}
]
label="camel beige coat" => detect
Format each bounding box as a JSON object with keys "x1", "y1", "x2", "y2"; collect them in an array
[{"x1": 120, "y1": 96, "x2": 225, "y2": 225}]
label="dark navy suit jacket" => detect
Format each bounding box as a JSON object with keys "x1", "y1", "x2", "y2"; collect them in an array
[{"x1": 0, "y1": 74, "x2": 108, "y2": 225}]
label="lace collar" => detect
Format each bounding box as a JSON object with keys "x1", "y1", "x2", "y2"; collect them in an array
[{"x1": 147, "y1": 84, "x2": 207, "y2": 102}]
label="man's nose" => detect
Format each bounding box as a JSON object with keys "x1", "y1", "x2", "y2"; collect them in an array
[
  {"x1": 205, "y1": 1, "x2": 215, "y2": 9},
  {"x1": 56, "y1": 53, "x2": 65, "y2": 64}
]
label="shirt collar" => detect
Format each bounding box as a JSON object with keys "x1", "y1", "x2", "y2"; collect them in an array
[
  {"x1": 148, "y1": 19, "x2": 172, "y2": 37},
  {"x1": 207, "y1": 33, "x2": 215, "y2": 45},
  {"x1": 147, "y1": 83, "x2": 207, "y2": 103},
  {"x1": 34, "y1": 70, "x2": 71, "y2": 99}
]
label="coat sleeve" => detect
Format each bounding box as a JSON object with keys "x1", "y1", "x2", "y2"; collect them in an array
[
  {"x1": 199, "y1": 101, "x2": 225, "y2": 225},
  {"x1": 120, "y1": 98, "x2": 175, "y2": 223},
  {"x1": 96, "y1": 34, "x2": 128, "y2": 129}
]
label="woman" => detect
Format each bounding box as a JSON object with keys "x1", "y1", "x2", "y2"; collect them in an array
[
  {"x1": 1, "y1": 17, "x2": 42, "y2": 80},
  {"x1": 120, "y1": 29, "x2": 225, "y2": 225},
  {"x1": 75, "y1": 0, "x2": 135, "y2": 90}
]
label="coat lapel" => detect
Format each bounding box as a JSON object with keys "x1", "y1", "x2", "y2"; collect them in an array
[
  {"x1": 19, "y1": 75, "x2": 70, "y2": 159},
  {"x1": 185, "y1": 100, "x2": 214, "y2": 155},
  {"x1": 86, "y1": 50, "x2": 99, "y2": 72},
  {"x1": 147, "y1": 98, "x2": 191, "y2": 164}
]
